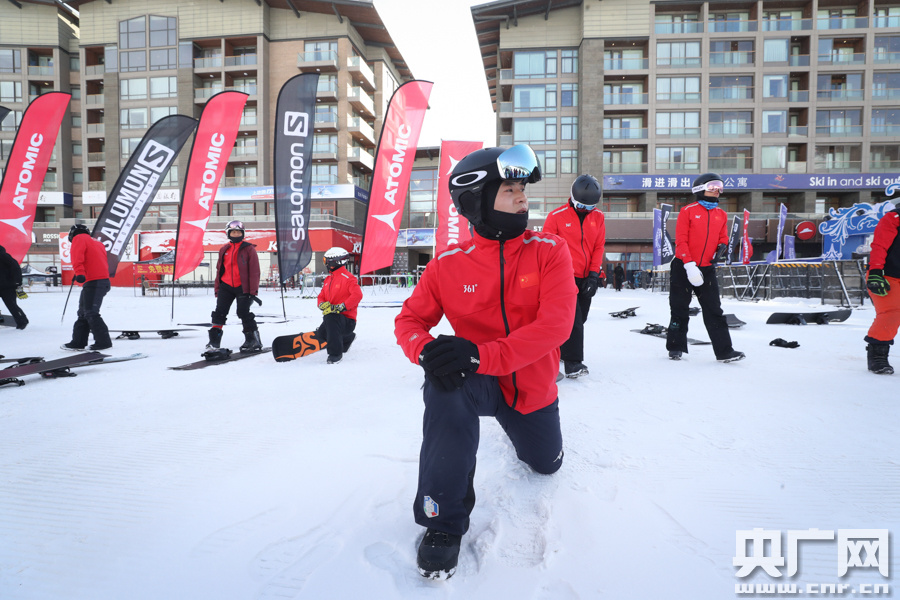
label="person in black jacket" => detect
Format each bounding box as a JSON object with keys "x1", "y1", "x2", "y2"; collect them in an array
[
  {"x1": 613, "y1": 264, "x2": 625, "y2": 292},
  {"x1": 0, "y1": 245, "x2": 28, "y2": 330}
]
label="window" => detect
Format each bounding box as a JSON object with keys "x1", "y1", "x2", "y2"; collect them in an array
[
  {"x1": 0, "y1": 81, "x2": 22, "y2": 102},
  {"x1": 121, "y1": 137, "x2": 142, "y2": 159},
  {"x1": 150, "y1": 106, "x2": 177, "y2": 123},
  {"x1": 232, "y1": 77, "x2": 256, "y2": 95},
  {"x1": 605, "y1": 48, "x2": 645, "y2": 70},
  {"x1": 560, "y1": 150, "x2": 578, "y2": 174},
  {"x1": 709, "y1": 11, "x2": 751, "y2": 32},
  {"x1": 71, "y1": 114, "x2": 82, "y2": 128},
  {"x1": 561, "y1": 83, "x2": 578, "y2": 107},
  {"x1": 762, "y1": 110, "x2": 787, "y2": 133},
  {"x1": 762, "y1": 9, "x2": 803, "y2": 31},
  {"x1": 873, "y1": 72, "x2": 900, "y2": 99},
  {"x1": 233, "y1": 164, "x2": 258, "y2": 185},
  {"x1": 149, "y1": 48, "x2": 177, "y2": 70},
  {"x1": 874, "y1": 36, "x2": 900, "y2": 62},
  {"x1": 0, "y1": 139, "x2": 13, "y2": 160},
  {"x1": 120, "y1": 78, "x2": 147, "y2": 100},
  {"x1": 655, "y1": 14, "x2": 701, "y2": 34},
  {"x1": 70, "y1": 85, "x2": 81, "y2": 100},
  {"x1": 409, "y1": 169, "x2": 438, "y2": 219},
  {"x1": 709, "y1": 111, "x2": 752, "y2": 136},
  {"x1": 513, "y1": 118, "x2": 556, "y2": 145},
  {"x1": 816, "y1": 109, "x2": 862, "y2": 135},
  {"x1": 161, "y1": 165, "x2": 178, "y2": 186},
  {"x1": 561, "y1": 49, "x2": 578, "y2": 74},
  {"x1": 656, "y1": 76, "x2": 700, "y2": 102},
  {"x1": 762, "y1": 146, "x2": 786, "y2": 168},
  {"x1": 69, "y1": 54, "x2": 81, "y2": 71},
  {"x1": 710, "y1": 40, "x2": 754, "y2": 65},
  {"x1": 561, "y1": 116, "x2": 578, "y2": 140},
  {"x1": 72, "y1": 143, "x2": 82, "y2": 156},
  {"x1": 513, "y1": 85, "x2": 555, "y2": 112},
  {"x1": 513, "y1": 51, "x2": 556, "y2": 78},
  {"x1": 817, "y1": 7, "x2": 857, "y2": 29},
  {"x1": 119, "y1": 16, "x2": 146, "y2": 49},
  {"x1": 605, "y1": 82, "x2": 644, "y2": 104},
  {"x1": 816, "y1": 73, "x2": 863, "y2": 100},
  {"x1": 874, "y1": 6, "x2": 900, "y2": 27},
  {"x1": 311, "y1": 164, "x2": 337, "y2": 185},
  {"x1": 230, "y1": 203, "x2": 254, "y2": 217},
  {"x1": 763, "y1": 75, "x2": 788, "y2": 98},
  {"x1": 73, "y1": 171, "x2": 83, "y2": 184},
  {"x1": 656, "y1": 111, "x2": 700, "y2": 136},
  {"x1": 150, "y1": 76, "x2": 177, "y2": 98},
  {"x1": 656, "y1": 42, "x2": 700, "y2": 67},
  {"x1": 815, "y1": 144, "x2": 860, "y2": 170},
  {"x1": 709, "y1": 146, "x2": 753, "y2": 170},
  {"x1": 0, "y1": 110, "x2": 22, "y2": 131},
  {"x1": 315, "y1": 104, "x2": 338, "y2": 124},
  {"x1": 763, "y1": 39, "x2": 789, "y2": 62},
  {"x1": 304, "y1": 41, "x2": 337, "y2": 61},
  {"x1": 871, "y1": 145, "x2": 900, "y2": 169},
  {"x1": 313, "y1": 134, "x2": 336, "y2": 154},
  {"x1": 709, "y1": 76, "x2": 753, "y2": 101},
  {"x1": 120, "y1": 108, "x2": 148, "y2": 129},
  {"x1": 149, "y1": 16, "x2": 176, "y2": 47},
  {"x1": 655, "y1": 146, "x2": 700, "y2": 171},
  {"x1": 119, "y1": 50, "x2": 146, "y2": 72},
  {"x1": 240, "y1": 105, "x2": 257, "y2": 126},
  {"x1": 535, "y1": 150, "x2": 556, "y2": 177},
  {"x1": 872, "y1": 109, "x2": 900, "y2": 135},
  {"x1": 604, "y1": 115, "x2": 643, "y2": 139},
  {"x1": 0, "y1": 49, "x2": 21, "y2": 73}
]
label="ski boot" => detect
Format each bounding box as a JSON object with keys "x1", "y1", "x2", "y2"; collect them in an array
[
  {"x1": 563, "y1": 361, "x2": 589, "y2": 378},
  {"x1": 326, "y1": 353, "x2": 343, "y2": 365},
  {"x1": 206, "y1": 327, "x2": 223, "y2": 350},
  {"x1": 240, "y1": 330, "x2": 262, "y2": 353},
  {"x1": 668, "y1": 350, "x2": 683, "y2": 360},
  {"x1": 417, "y1": 528, "x2": 461, "y2": 580},
  {"x1": 867, "y1": 344, "x2": 894, "y2": 375},
  {"x1": 716, "y1": 349, "x2": 746, "y2": 363}
]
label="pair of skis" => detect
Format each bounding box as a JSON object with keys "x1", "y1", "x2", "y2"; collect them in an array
[{"x1": 0, "y1": 352, "x2": 147, "y2": 387}]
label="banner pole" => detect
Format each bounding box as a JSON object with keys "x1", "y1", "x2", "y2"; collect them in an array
[{"x1": 280, "y1": 283, "x2": 287, "y2": 321}]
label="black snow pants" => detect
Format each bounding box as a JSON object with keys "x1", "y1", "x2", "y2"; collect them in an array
[{"x1": 666, "y1": 258, "x2": 734, "y2": 358}]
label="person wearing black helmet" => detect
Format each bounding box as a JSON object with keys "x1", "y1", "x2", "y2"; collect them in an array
[
  {"x1": 315, "y1": 246, "x2": 362, "y2": 364},
  {"x1": 666, "y1": 173, "x2": 744, "y2": 362},
  {"x1": 542, "y1": 174, "x2": 607, "y2": 377},
  {"x1": 207, "y1": 220, "x2": 263, "y2": 354},
  {"x1": 395, "y1": 145, "x2": 577, "y2": 580},
  {"x1": 62, "y1": 223, "x2": 113, "y2": 351}
]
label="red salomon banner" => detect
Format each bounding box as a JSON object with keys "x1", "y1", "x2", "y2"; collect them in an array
[
  {"x1": 435, "y1": 140, "x2": 481, "y2": 255},
  {"x1": 360, "y1": 80, "x2": 433, "y2": 274},
  {"x1": 173, "y1": 91, "x2": 247, "y2": 280},
  {"x1": 742, "y1": 209, "x2": 751, "y2": 264},
  {"x1": 0, "y1": 92, "x2": 70, "y2": 262}
]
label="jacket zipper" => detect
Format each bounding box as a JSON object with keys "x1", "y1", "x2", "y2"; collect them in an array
[
  {"x1": 702, "y1": 209, "x2": 711, "y2": 267},
  {"x1": 498, "y1": 240, "x2": 519, "y2": 409}
]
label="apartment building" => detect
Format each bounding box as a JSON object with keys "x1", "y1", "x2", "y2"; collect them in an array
[
  {"x1": 0, "y1": 0, "x2": 413, "y2": 275},
  {"x1": 472, "y1": 0, "x2": 900, "y2": 272}
]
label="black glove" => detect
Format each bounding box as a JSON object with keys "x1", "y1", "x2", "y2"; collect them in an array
[
  {"x1": 867, "y1": 269, "x2": 890, "y2": 297},
  {"x1": 769, "y1": 338, "x2": 800, "y2": 349},
  {"x1": 74, "y1": 274, "x2": 86, "y2": 284},
  {"x1": 581, "y1": 271, "x2": 600, "y2": 298},
  {"x1": 251, "y1": 295, "x2": 262, "y2": 306},
  {"x1": 422, "y1": 367, "x2": 467, "y2": 392},
  {"x1": 333, "y1": 303, "x2": 346, "y2": 313},
  {"x1": 420, "y1": 334, "x2": 480, "y2": 377}
]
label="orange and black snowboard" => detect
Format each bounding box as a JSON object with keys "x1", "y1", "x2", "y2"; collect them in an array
[{"x1": 272, "y1": 330, "x2": 327, "y2": 362}]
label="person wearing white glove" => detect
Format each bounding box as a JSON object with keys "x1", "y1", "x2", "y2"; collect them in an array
[{"x1": 666, "y1": 173, "x2": 745, "y2": 363}]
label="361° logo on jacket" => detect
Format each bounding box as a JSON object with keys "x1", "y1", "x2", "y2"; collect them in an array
[{"x1": 283, "y1": 111, "x2": 309, "y2": 137}]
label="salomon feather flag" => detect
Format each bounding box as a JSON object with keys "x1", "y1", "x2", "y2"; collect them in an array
[
  {"x1": 659, "y1": 203, "x2": 675, "y2": 265},
  {"x1": 435, "y1": 140, "x2": 481, "y2": 255},
  {"x1": 0, "y1": 106, "x2": 10, "y2": 128},
  {"x1": 93, "y1": 115, "x2": 197, "y2": 277},
  {"x1": 0, "y1": 92, "x2": 70, "y2": 263},
  {"x1": 360, "y1": 80, "x2": 433, "y2": 274},
  {"x1": 173, "y1": 91, "x2": 247, "y2": 280},
  {"x1": 726, "y1": 215, "x2": 741, "y2": 265},
  {"x1": 273, "y1": 73, "x2": 319, "y2": 284}
]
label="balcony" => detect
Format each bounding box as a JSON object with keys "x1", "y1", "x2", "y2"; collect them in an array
[
  {"x1": 654, "y1": 22, "x2": 703, "y2": 34},
  {"x1": 194, "y1": 87, "x2": 222, "y2": 101},
  {"x1": 788, "y1": 161, "x2": 807, "y2": 173},
  {"x1": 814, "y1": 160, "x2": 862, "y2": 172},
  {"x1": 603, "y1": 127, "x2": 648, "y2": 140},
  {"x1": 27, "y1": 66, "x2": 54, "y2": 77},
  {"x1": 816, "y1": 89, "x2": 865, "y2": 101},
  {"x1": 709, "y1": 88, "x2": 754, "y2": 102},
  {"x1": 656, "y1": 57, "x2": 702, "y2": 68},
  {"x1": 499, "y1": 134, "x2": 513, "y2": 146},
  {"x1": 347, "y1": 146, "x2": 374, "y2": 171},
  {"x1": 708, "y1": 159, "x2": 753, "y2": 172},
  {"x1": 874, "y1": 51, "x2": 900, "y2": 64},
  {"x1": 871, "y1": 124, "x2": 900, "y2": 136},
  {"x1": 870, "y1": 160, "x2": 900, "y2": 172},
  {"x1": 227, "y1": 84, "x2": 256, "y2": 97},
  {"x1": 314, "y1": 113, "x2": 339, "y2": 132},
  {"x1": 761, "y1": 18, "x2": 813, "y2": 31},
  {"x1": 709, "y1": 51, "x2": 755, "y2": 66},
  {"x1": 87, "y1": 181, "x2": 106, "y2": 191},
  {"x1": 656, "y1": 92, "x2": 701, "y2": 103},
  {"x1": 708, "y1": 19, "x2": 758, "y2": 32},
  {"x1": 347, "y1": 86, "x2": 375, "y2": 118},
  {"x1": 231, "y1": 145, "x2": 258, "y2": 158},
  {"x1": 789, "y1": 91, "x2": 810, "y2": 102},
  {"x1": 603, "y1": 58, "x2": 649, "y2": 70},
  {"x1": 194, "y1": 57, "x2": 223, "y2": 69},
  {"x1": 222, "y1": 176, "x2": 258, "y2": 187},
  {"x1": 85, "y1": 94, "x2": 104, "y2": 106},
  {"x1": 708, "y1": 124, "x2": 753, "y2": 137},
  {"x1": 312, "y1": 175, "x2": 338, "y2": 185},
  {"x1": 872, "y1": 88, "x2": 900, "y2": 101},
  {"x1": 317, "y1": 80, "x2": 338, "y2": 101},
  {"x1": 655, "y1": 127, "x2": 701, "y2": 138},
  {"x1": 347, "y1": 57, "x2": 375, "y2": 92},
  {"x1": 816, "y1": 16, "x2": 868, "y2": 29},
  {"x1": 815, "y1": 125, "x2": 863, "y2": 137},
  {"x1": 347, "y1": 116, "x2": 375, "y2": 146},
  {"x1": 499, "y1": 69, "x2": 513, "y2": 84},
  {"x1": 297, "y1": 50, "x2": 338, "y2": 72},
  {"x1": 603, "y1": 161, "x2": 648, "y2": 174},
  {"x1": 312, "y1": 142, "x2": 338, "y2": 162},
  {"x1": 789, "y1": 126, "x2": 809, "y2": 136},
  {"x1": 87, "y1": 152, "x2": 104, "y2": 163},
  {"x1": 85, "y1": 123, "x2": 104, "y2": 135},
  {"x1": 603, "y1": 93, "x2": 648, "y2": 105},
  {"x1": 818, "y1": 53, "x2": 866, "y2": 65},
  {"x1": 225, "y1": 55, "x2": 257, "y2": 67}
]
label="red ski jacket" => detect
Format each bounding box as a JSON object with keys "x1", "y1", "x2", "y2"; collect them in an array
[
  {"x1": 215, "y1": 241, "x2": 259, "y2": 296},
  {"x1": 675, "y1": 202, "x2": 729, "y2": 267},
  {"x1": 395, "y1": 230, "x2": 576, "y2": 414},
  {"x1": 318, "y1": 266, "x2": 363, "y2": 320},
  {"x1": 869, "y1": 209, "x2": 900, "y2": 278},
  {"x1": 542, "y1": 202, "x2": 606, "y2": 278},
  {"x1": 70, "y1": 234, "x2": 109, "y2": 282}
]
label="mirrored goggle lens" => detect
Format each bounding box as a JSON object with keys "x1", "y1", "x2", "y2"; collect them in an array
[
  {"x1": 496, "y1": 145, "x2": 542, "y2": 183},
  {"x1": 692, "y1": 180, "x2": 725, "y2": 193},
  {"x1": 574, "y1": 201, "x2": 596, "y2": 211}
]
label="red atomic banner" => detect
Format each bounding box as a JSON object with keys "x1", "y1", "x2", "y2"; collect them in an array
[{"x1": 434, "y1": 140, "x2": 482, "y2": 256}]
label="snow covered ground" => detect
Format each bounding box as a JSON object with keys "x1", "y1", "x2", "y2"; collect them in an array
[{"x1": 0, "y1": 283, "x2": 896, "y2": 599}]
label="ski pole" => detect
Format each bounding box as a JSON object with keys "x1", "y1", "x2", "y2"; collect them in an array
[{"x1": 61, "y1": 280, "x2": 75, "y2": 324}]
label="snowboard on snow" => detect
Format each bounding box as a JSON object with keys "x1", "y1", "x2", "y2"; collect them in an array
[
  {"x1": 765, "y1": 309, "x2": 851, "y2": 325},
  {"x1": 724, "y1": 314, "x2": 746, "y2": 328},
  {"x1": 609, "y1": 307, "x2": 639, "y2": 318},
  {"x1": 110, "y1": 328, "x2": 197, "y2": 340},
  {"x1": 271, "y1": 331, "x2": 327, "y2": 362},
  {"x1": 0, "y1": 352, "x2": 144, "y2": 387},
  {"x1": 631, "y1": 323, "x2": 712, "y2": 345},
  {"x1": 168, "y1": 347, "x2": 271, "y2": 371}
]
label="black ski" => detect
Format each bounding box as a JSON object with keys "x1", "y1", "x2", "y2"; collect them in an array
[
  {"x1": 0, "y1": 352, "x2": 108, "y2": 387},
  {"x1": 766, "y1": 309, "x2": 851, "y2": 325},
  {"x1": 168, "y1": 347, "x2": 271, "y2": 371},
  {"x1": 0, "y1": 356, "x2": 43, "y2": 365},
  {"x1": 631, "y1": 324, "x2": 711, "y2": 345}
]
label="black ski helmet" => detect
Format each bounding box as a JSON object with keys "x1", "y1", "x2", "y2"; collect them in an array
[
  {"x1": 69, "y1": 223, "x2": 90, "y2": 240},
  {"x1": 448, "y1": 145, "x2": 542, "y2": 240},
  {"x1": 570, "y1": 174, "x2": 602, "y2": 206},
  {"x1": 691, "y1": 172, "x2": 724, "y2": 203}
]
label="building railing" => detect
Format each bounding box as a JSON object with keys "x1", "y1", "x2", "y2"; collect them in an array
[
  {"x1": 27, "y1": 65, "x2": 54, "y2": 76},
  {"x1": 708, "y1": 124, "x2": 753, "y2": 137},
  {"x1": 222, "y1": 176, "x2": 258, "y2": 186},
  {"x1": 604, "y1": 92, "x2": 648, "y2": 105},
  {"x1": 709, "y1": 51, "x2": 755, "y2": 65},
  {"x1": 655, "y1": 92, "x2": 701, "y2": 103},
  {"x1": 708, "y1": 19, "x2": 758, "y2": 32},
  {"x1": 870, "y1": 160, "x2": 900, "y2": 171},
  {"x1": 298, "y1": 50, "x2": 337, "y2": 64},
  {"x1": 603, "y1": 127, "x2": 648, "y2": 139},
  {"x1": 603, "y1": 162, "x2": 648, "y2": 173},
  {"x1": 871, "y1": 124, "x2": 900, "y2": 136},
  {"x1": 655, "y1": 127, "x2": 701, "y2": 137},
  {"x1": 789, "y1": 90, "x2": 810, "y2": 102},
  {"x1": 818, "y1": 52, "x2": 866, "y2": 65},
  {"x1": 313, "y1": 142, "x2": 338, "y2": 155},
  {"x1": 194, "y1": 87, "x2": 222, "y2": 99},
  {"x1": 816, "y1": 16, "x2": 868, "y2": 29},
  {"x1": 815, "y1": 125, "x2": 863, "y2": 136},
  {"x1": 231, "y1": 145, "x2": 258, "y2": 156},
  {"x1": 347, "y1": 116, "x2": 375, "y2": 141},
  {"x1": 760, "y1": 18, "x2": 813, "y2": 31},
  {"x1": 813, "y1": 160, "x2": 862, "y2": 172},
  {"x1": 87, "y1": 181, "x2": 106, "y2": 191},
  {"x1": 787, "y1": 55, "x2": 810, "y2": 66},
  {"x1": 708, "y1": 159, "x2": 753, "y2": 171},
  {"x1": 654, "y1": 22, "x2": 702, "y2": 34},
  {"x1": 87, "y1": 152, "x2": 104, "y2": 162},
  {"x1": 708, "y1": 87, "x2": 754, "y2": 102},
  {"x1": 873, "y1": 51, "x2": 900, "y2": 64},
  {"x1": 872, "y1": 88, "x2": 900, "y2": 100},
  {"x1": 656, "y1": 57, "x2": 702, "y2": 67},
  {"x1": 194, "y1": 57, "x2": 223, "y2": 68},
  {"x1": 655, "y1": 162, "x2": 701, "y2": 172},
  {"x1": 603, "y1": 57, "x2": 649, "y2": 70},
  {"x1": 84, "y1": 65, "x2": 105, "y2": 75},
  {"x1": 347, "y1": 56, "x2": 375, "y2": 89},
  {"x1": 85, "y1": 123, "x2": 104, "y2": 134},
  {"x1": 346, "y1": 85, "x2": 374, "y2": 114},
  {"x1": 315, "y1": 113, "x2": 338, "y2": 126},
  {"x1": 789, "y1": 126, "x2": 809, "y2": 136},
  {"x1": 85, "y1": 94, "x2": 104, "y2": 105},
  {"x1": 816, "y1": 89, "x2": 865, "y2": 101},
  {"x1": 225, "y1": 55, "x2": 257, "y2": 67}
]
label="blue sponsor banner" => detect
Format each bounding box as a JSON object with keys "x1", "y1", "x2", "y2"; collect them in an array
[
  {"x1": 396, "y1": 228, "x2": 435, "y2": 248},
  {"x1": 652, "y1": 208, "x2": 662, "y2": 266},
  {"x1": 211, "y1": 184, "x2": 369, "y2": 203},
  {"x1": 602, "y1": 173, "x2": 900, "y2": 192},
  {"x1": 783, "y1": 235, "x2": 796, "y2": 259},
  {"x1": 775, "y1": 203, "x2": 788, "y2": 260}
]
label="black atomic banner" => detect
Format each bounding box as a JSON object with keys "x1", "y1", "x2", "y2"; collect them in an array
[
  {"x1": 92, "y1": 114, "x2": 197, "y2": 276},
  {"x1": 272, "y1": 72, "x2": 319, "y2": 284},
  {"x1": 0, "y1": 106, "x2": 9, "y2": 126}
]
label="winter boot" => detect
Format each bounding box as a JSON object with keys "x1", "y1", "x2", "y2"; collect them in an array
[
  {"x1": 239, "y1": 330, "x2": 262, "y2": 353},
  {"x1": 716, "y1": 349, "x2": 746, "y2": 363},
  {"x1": 417, "y1": 528, "x2": 462, "y2": 580},
  {"x1": 61, "y1": 342, "x2": 85, "y2": 351},
  {"x1": 867, "y1": 344, "x2": 894, "y2": 375},
  {"x1": 206, "y1": 327, "x2": 223, "y2": 350},
  {"x1": 564, "y1": 361, "x2": 589, "y2": 378},
  {"x1": 669, "y1": 350, "x2": 683, "y2": 360},
  {"x1": 326, "y1": 353, "x2": 343, "y2": 365}
]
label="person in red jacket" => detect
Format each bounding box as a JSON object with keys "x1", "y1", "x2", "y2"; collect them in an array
[
  {"x1": 666, "y1": 173, "x2": 744, "y2": 362},
  {"x1": 863, "y1": 205, "x2": 900, "y2": 375},
  {"x1": 315, "y1": 246, "x2": 363, "y2": 364},
  {"x1": 395, "y1": 145, "x2": 576, "y2": 580},
  {"x1": 542, "y1": 174, "x2": 606, "y2": 377},
  {"x1": 207, "y1": 220, "x2": 262, "y2": 353},
  {"x1": 62, "y1": 223, "x2": 112, "y2": 351}
]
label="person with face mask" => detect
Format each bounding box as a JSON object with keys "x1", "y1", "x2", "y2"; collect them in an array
[
  {"x1": 394, "y1": 145, "x2": 577, "y2": 580},
  {"x1": 542, "y1": 174, "x2": 606, "y2": 378},
  {"x1": 207, "y1": 221, "x2": 262, "y2": 354},
  {"x1": 666, "y1": 173, "x2": 744, "y2": 363},
  {"x1": 314, "y1": 247, "x2": 362, "y2": 364}
]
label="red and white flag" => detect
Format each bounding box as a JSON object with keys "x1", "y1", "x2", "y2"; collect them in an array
[
  {"x1": 174, "y1": 91, "x2": 247, "y2": 280},
  {"x1": 435, "y1": 140, "x2": 481, "y2": 255},
  {"x1": 0, "y1": 92, "x2": 70, "y2": 262},
  {"x1": 742, "y1": 209, "x2": 751, "y2": 264},
  {"x1": 360, "y1": 80, "x2": 433, "y2": 274}
]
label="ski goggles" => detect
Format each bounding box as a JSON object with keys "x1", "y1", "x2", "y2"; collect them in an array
[
  {"x1": 573, "y1": 201, "x2": 596, "y2": 211},
  {"x1": 496, "y1": 145, "x2": 543, "y2": 184},
  {"x1": 691, "y1": 180, "x2": 725, "y2": 194}
]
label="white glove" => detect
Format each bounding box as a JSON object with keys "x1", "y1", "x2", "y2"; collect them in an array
[{"x1": 684, "y1": 261, "x2": 704, "y2": 287}]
